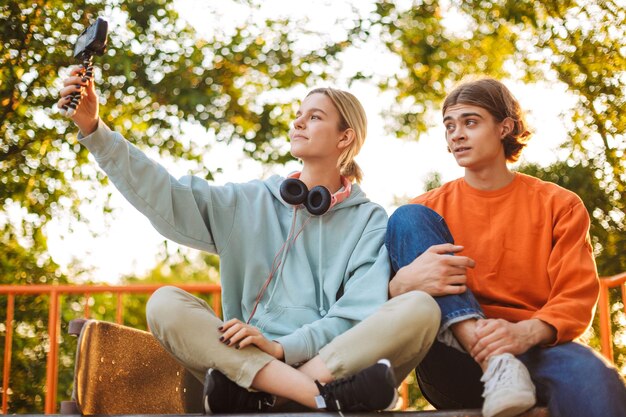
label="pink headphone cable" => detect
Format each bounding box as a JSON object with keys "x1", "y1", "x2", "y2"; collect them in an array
[{"x1": 246, "y1": 207, "x2": 312, "y2": 324}]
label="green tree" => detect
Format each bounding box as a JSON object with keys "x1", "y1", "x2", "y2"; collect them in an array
[
  {"x1": 363, "y1": 0, "x2": 624, "y2": 264},
  {"x1": 1, "y1": 0, "x2": 345, "y2": 276},
  {"x1": 363, "y1": 0, "x2": 625, "y2": 407},
  {"x1": 0, "y1": 0, "x2": 346, "y2": 412}
]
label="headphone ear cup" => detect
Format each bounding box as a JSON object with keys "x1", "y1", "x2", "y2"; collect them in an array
[
  {"x1": 280, "y1": 178, "x2": 308, "y2": 205},
  {"x1": 305, "y1": 186, "x2": 332, "y2": 215}
]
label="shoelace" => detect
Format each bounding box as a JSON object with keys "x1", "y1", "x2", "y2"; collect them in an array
[{"x1": 482, "y1": 355, "x2": 523, "y2": 397}]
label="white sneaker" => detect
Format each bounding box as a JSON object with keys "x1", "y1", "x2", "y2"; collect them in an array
[{"x1": 481, "y1": 353, "x2": 536, "y2": 417}]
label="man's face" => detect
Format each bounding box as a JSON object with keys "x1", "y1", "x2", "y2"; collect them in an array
[{"x1": 443, "y1": 103, "x2": 508, "y2": 170}]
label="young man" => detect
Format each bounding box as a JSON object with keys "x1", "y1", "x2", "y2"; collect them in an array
[{"x1": 386, "y1": 78, "x2": 626, "y2": 417}]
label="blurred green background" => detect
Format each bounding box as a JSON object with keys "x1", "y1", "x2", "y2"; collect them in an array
[{"x1": 1, "y1": 0, "x2": 624, "y2": 412}]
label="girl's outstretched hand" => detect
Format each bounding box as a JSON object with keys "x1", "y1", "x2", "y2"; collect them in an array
[
  {"x1": 57, "y1": 66, "x2": 100, "y2": 136},
  {"x1": 218, "y1": 318, "x2": 285, "y2": 360}
]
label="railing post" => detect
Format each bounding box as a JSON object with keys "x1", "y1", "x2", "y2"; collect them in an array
[
  {"x1": 83, "y1": 292, "x2": 90, "y2": 319},
  {"x1": 212, "y1": 292, "x2": 221, "y2": 318},
  {"x1": 2, "y1": 294, "x2": 15, "y2": 414},
  {"x1": 116, "y1": 293, "x2": 123, "y2": 324},
  {"x1": 598, "y1": 280, "x2": 613, "y2": 361},
  {"x1": 622, "y1": 282, "x2": 626, "y2": 319},
  {"x1": 44, "y1": 290, "x2": 60, "y2": 414},
  {"x1": 400, "y1": 378, "x2": 409, "y2": 410}
]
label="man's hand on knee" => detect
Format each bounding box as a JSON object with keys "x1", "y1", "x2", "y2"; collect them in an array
[{"x1": 389, "y1": 244, "x2": 475, "y2": 297}]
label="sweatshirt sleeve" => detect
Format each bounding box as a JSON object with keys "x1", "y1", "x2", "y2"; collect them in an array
[
  {"x1": 532, "y1": 199, "x2": 600, "y2": 344},
  {"x1": 275, "y1": 222, "x2": 390, "y2": 365},
  {"x1": 78, "y1": 120, "x2": 237, "y2": 254}
]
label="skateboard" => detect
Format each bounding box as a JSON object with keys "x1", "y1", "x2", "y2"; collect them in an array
[{"x1": 62, "y1": 319, "x2": 204, "y2": 414}]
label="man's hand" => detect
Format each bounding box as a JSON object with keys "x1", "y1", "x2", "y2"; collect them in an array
[
  {"x1": 389, "y1": 243, "x2": 475, "y2": 297},
  {"x1": 219, "y1": 319, "x2": 284, "y2": 360},
  {"x1": 471, "y1": 318, "x2": 557, "y2": 364}
]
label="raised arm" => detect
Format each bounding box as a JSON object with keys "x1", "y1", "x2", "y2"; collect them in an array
[{"x1": 58, "y1": 67, "x2": 236, "y2": 254}]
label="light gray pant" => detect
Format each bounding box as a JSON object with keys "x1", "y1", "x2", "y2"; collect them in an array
[{"x1": 146, "y1": 286, "x2": 440, "y2": 388}]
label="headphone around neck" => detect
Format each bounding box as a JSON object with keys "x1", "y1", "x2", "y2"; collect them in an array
[{"x1": 280, "y1": 172, "x2": 352, "y2": 215}]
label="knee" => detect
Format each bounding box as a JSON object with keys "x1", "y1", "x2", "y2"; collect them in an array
[
  {"x1": 386, "y1": 205, "x2": 449, "y2": 249},
  {"x1": 569, "y1": 350, "x2": 624, "y2": 389},
  {"x1": 146, "y1": 286, "x2": 186, "y2": 331},
  {"x1": 388, "y1": 204, "x2": 434, "y2": 233},
  {"x1": 392, "y1": 291, "x2": 441, "y2": 338},
  {"x1": 534, "y1": 343, "x2": 625, "y2": 394}
]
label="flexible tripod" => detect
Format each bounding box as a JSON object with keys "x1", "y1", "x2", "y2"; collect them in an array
[
  {"x1": 60, "y1": 17, "x2": 108, "y2": 117},
  {"x1": 61, "y1": 54, "x2": 95, "y2": 117}
]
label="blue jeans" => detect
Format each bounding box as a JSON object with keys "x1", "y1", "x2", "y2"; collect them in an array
[{"x1": 385, "y1": 204, "x2": 626, "y2": 417}]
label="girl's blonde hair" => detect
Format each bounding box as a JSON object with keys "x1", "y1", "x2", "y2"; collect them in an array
[{"x1": 306, "y1": 87, "x2": 367, "y2": 183}]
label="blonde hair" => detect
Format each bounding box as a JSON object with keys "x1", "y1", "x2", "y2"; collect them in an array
[{"x1": 306, "y1": 88, "x2": 367, "y2": 183}]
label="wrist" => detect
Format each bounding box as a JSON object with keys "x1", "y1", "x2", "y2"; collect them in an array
[
  {"x1": 388, "y1": 273, "x2": 406, "y2": 298},
  {"x1": 518, "y1": 319, "x2": 556, "y2": 347},
  {"x1": 79, "y1": 118, "x2": 99, "y2": 137},
  {"x1": 273, "y1": 341, "x2": 284, "y2": 361},
  {"x1": 534, "y1": 319, "x2": 557, "y2": 346}
]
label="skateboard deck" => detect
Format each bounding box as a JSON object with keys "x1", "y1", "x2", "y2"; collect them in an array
[{"x1": 67, "y1": 319, "x2": 203, "y2": 414}]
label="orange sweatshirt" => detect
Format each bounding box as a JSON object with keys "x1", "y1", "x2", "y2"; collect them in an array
[{"x1": 411, "y1": 172, "x2": 599, "y2": 344}]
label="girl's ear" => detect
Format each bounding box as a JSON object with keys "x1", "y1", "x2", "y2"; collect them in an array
[
  {"x1": 337, "y1": 129, "x2": 355, "y2": 150},
  {"x1": 501, "y1": 117, "x2": 514, "y2": 139}
]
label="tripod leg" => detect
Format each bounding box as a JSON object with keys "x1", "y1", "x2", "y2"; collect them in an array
[{"x1": 62, "y1": 55, "x2": 93, "y2": 117}]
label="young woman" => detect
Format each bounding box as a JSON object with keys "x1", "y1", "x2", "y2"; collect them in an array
[
  {"x1": 386, "y1": 78, "x2": 626, "y2": 417},
  {"x1": 58, "y1": 68, "x2": 440, "y2": 413}
]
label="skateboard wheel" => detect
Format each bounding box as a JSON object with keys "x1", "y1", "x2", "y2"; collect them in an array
[
  {"x1": 60, "y1": 400, "x2": 81, "y2": 414},
  {"x1": 69, "y1": 319, "x2": 88, "y2": 336}
]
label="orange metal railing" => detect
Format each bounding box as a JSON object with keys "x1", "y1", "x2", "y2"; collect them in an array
[
  {"x1": 1, "y1": 274, "x2": 624, "y2": 414},
  {"x1": 0, "y1": 283, "x2": 221, "y2": 414},
  {"x1": 598, "y1": 272, "x2": 626, "y2": 362}
]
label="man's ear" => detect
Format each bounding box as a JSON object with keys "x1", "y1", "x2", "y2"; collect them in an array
[
  {"x1": 337, "y1": 129, "x2": 356, "y2": 150},
  {"x1": 501, "y1": 118, "x2": 514, "y2": 139}
]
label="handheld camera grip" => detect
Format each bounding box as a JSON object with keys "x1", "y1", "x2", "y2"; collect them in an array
[{"x1": 61, "y1": 18, "x2": 108, "y2": 117}]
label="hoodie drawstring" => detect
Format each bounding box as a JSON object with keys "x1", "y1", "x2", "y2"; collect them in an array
[
  {"x1": 247, "y1": 206, "x2": 312, "y2": 324},
  {"x1": 317, "y1": 216, "x2": 326, "y2": 316}
]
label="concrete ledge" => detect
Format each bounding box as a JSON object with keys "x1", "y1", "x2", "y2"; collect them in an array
[{"x1": 34, "y1": 406, "x2": 549, "y2": 416}]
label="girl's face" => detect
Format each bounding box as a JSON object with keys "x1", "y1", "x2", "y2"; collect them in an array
[
  {"x1": 443, "y1": 103, "x2": 509, "y2": 171},
  {"x1": 289, "y1": 93, "x2": 347, "y2": 162}
]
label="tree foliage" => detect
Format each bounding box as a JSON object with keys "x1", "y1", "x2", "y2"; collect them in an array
[
  {"x1": 1, "y1": 0, "x2": 343, "y2": 412},
  {"x1": 363, "y1": 1, "x2": 625, "y2": 262},
  {"x1": 1, "y1": 0, "x2": 625, "y2": 412},
  {"x1": 361, "y1": 0, "x2": 626, "y2": 404},
  {"x1": 0, "y1": 0, "x2": 342, "y2": 275},
  {"x1": 364, "y1": 0, "x2": 626, "y2": 321},
  {"x1": 365, "y1": 0, "x2": 626, "y2": 198}
]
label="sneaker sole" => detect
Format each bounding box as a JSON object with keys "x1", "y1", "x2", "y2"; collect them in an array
[
  {"x1": 377, "y1": 359, "x2": 400, "y2": 411},
  {"x1": 485, "y1": 393, "x2": 536, "y2": 417},
  {"x1": 203, "y1": 369, "x2": 217, "y2": 415}
]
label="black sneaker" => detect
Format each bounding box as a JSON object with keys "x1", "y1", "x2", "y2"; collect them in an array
[
  {"x1": 314, "y1": 359, "x2": 398, "y2": 412},
  {"x1": 203, "y1": 368, "x2": 275, "y2": 414}
]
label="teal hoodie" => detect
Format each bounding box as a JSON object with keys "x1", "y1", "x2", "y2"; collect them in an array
[{"x1": 79, "y1": 121, "x2": 391, "y2": 365}]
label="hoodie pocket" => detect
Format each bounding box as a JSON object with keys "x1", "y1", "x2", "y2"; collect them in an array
[{"x1": 257, "y1": 305, "x2": 321, "y2": 336}]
